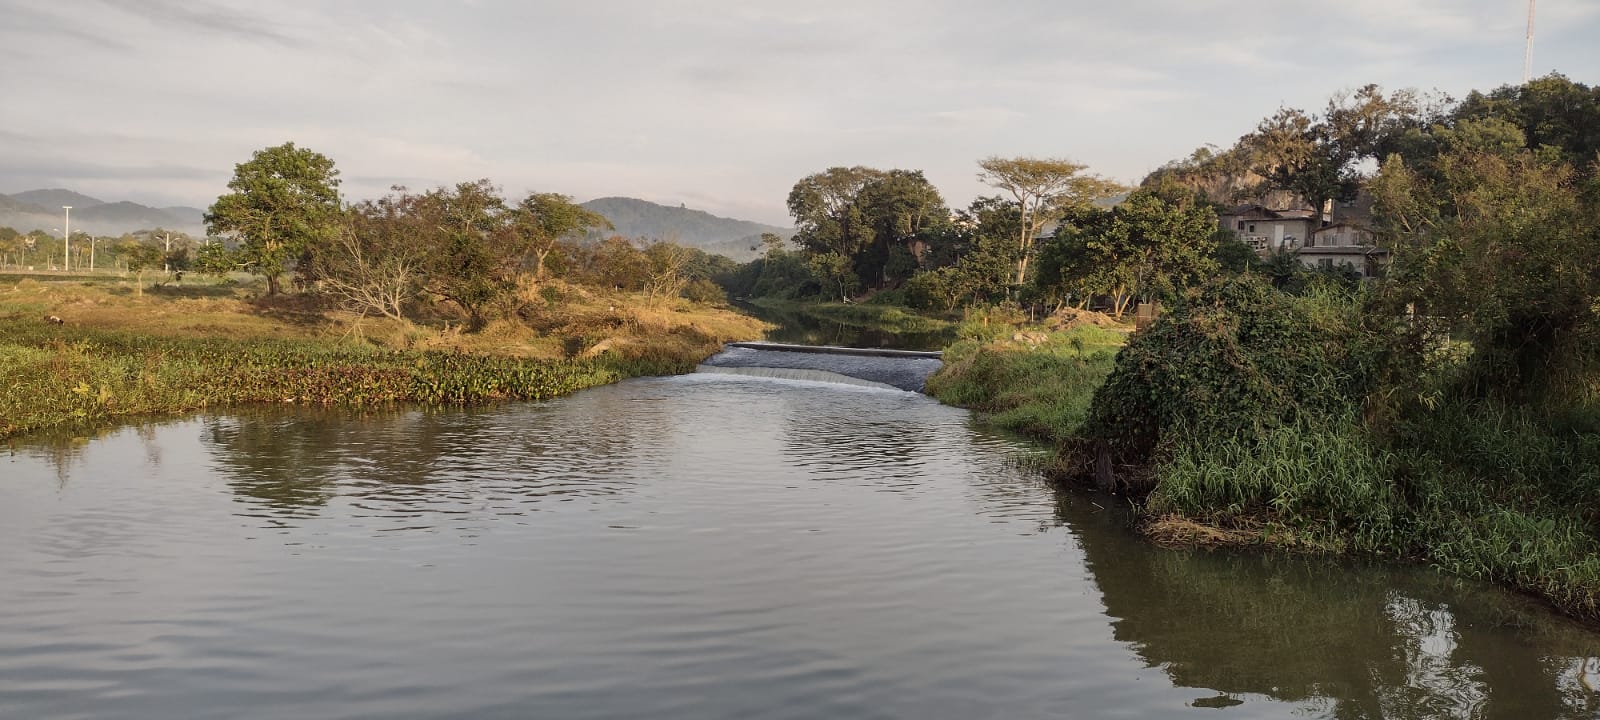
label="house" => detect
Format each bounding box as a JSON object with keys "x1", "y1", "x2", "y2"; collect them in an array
[
  {"x1": 1217, "y1": 204, "x2": 1318, "y2": 251},
  {"x1": 1219, "y1": 194, "x2": 1390, "y2": 279}
]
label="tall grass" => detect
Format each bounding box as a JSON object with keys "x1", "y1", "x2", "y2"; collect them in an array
[{"x1": 1149, "y1": 400, "x2": 1600, "y2": 622}]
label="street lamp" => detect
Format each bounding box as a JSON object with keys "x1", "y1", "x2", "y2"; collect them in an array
[{"x1": 62, "y1": 206, "x2": 72, "y2": 273}]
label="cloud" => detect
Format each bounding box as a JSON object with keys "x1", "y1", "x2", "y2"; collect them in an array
[{"x1": 0, "y1": 0, "x2": 1595, "y2": 222}]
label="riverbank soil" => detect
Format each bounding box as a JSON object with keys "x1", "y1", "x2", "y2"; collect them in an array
[{"x1": 0, "y1": 272, "x2": 766, "y2": 439}]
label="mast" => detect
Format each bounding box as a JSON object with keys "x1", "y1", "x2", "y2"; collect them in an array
[{"x1": 1523, "y1": 0, "x2": 1537, "y2": 83}]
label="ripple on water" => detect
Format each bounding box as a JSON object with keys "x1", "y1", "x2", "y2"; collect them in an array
[{"x1": 2, "y1": 375, "x2": 1598, "y2": 719}]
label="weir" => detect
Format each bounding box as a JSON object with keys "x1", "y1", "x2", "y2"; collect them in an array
[{"x1": 695, "y1": 342, "x2": 944, "y2": 393}]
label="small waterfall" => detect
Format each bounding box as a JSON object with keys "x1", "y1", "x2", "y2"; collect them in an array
[{"x1": 695, "y1": 342, "x2": 943, "y2": 393}]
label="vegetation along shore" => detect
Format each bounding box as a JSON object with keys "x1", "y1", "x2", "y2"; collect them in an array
[{"x1": 4, "y1": 74, "x2": 1597, "y2": 624}]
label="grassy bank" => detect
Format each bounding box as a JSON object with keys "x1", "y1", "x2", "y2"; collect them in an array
[
  {"x1": 928, "y1": 288, "x2": 1600, "y2": 624},
  {"x1": 1, "y1": 273, "x2": 767, "y2": 439},
  {"x1": 927, "y1": 317, "x2": 1126, "y2": 442}
]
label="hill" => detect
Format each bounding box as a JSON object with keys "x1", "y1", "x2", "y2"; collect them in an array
[
  {"x1": 0, "y1": 190, "x2": 205, "y2": 238},
  {"x1": 580, "y1": 197, "x2": 790, "y2": 261},
  {"x1": 10, "y1": 189, "x2": 106, "y2": 209}
]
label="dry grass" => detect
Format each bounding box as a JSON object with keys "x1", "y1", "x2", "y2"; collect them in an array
[
  {"x1": 1140, "y1": 514, "x2": 1328, "y2": 551},
  {"x1": 0, "y1": 274, "x2": 768, "y2": 363}
]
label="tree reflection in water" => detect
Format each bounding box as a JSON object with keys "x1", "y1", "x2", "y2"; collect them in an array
[{"x1": 1051, "y1": 477, "x2": 1600, "y2": 719}]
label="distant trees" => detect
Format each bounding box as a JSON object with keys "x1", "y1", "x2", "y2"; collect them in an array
[
  {"x1": 976, "y1": 156, "x2": 1124, "y2": 289},
  {"x1": 1036, "y1": 190, "x2": 1219, "y2": 317},
  {"x1": 206, "y1": 142, "x2": 343, "y2": 295},
  {"x1": 118, "y1": 240, "x2": 165, "y2": 296},
  {"x1": 787, "y1": 166, "x2": 950, "y2": 296}
]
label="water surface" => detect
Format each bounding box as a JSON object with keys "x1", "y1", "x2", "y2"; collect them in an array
[{"x1": 3, "y1": 375, "x2": 1597, "y2": 719}]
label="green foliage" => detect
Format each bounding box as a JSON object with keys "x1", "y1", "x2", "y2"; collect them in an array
[
  {"x1": 1082, "y1": 275, "x2": 1374, "y2": 464},
  {"x1": 786, "y1": 166, "x2": 950, "y2": 291},
  {"x1": 977, "y1": 155, "x2": 1125, "y2": 287},
  {"x1": 1154, "y1": 414, "x2": 1401, "y2": 549},
  {"x1": 117, "y1": 240, "x2": 166, "y2": 295},
  {"x1": 927, "y1": 326, "x2": 1125, "y2": 443},
  {"x1": 1035, "y1": 189, "x2": 1219, "y2": 316},
  {"x1": 0, "y1": 321, "x2": 635, "y2": 440},
  {"x1": 1371, "y1": 120, "x2": 1600, "y2": 399},
  {"x1": 205, "y1": 142, "x2": 342, "y2": 295}
]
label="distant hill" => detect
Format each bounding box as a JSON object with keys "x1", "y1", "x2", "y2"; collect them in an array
[
  {"x1": 0, "y1": 190, "x2": 206, "y2": 237},
  {"x1": 10, "y1": 188, "x2": 106, "y2": 209},
  {"x1": 580, "y1": 197, "x2": 790, "y2": 262}
]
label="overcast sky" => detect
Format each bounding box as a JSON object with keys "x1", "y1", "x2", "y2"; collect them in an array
[{"x1": 2, "y1": 0, "x2": 1596, "y2": 225}]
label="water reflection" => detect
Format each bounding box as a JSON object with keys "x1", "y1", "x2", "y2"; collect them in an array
[
  {"x1": 1058, "y1": 490, "x2": 1600, "y2": 718},
  {"x1": 2, "y1": 376, "x2": 1597, "y2": 720},
  {"x1": 737, "y1": 301, "x2": 956, "y2": 351}
]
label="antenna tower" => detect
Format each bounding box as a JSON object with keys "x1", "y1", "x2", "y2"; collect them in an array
[{"x1": 1523, "y1": 0, "x2": 1537, "y2": 83}]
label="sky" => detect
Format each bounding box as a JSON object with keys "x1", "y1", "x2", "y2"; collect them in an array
[{"x1": 2, "y1": 0, "x2": 1597, "y2": 226}]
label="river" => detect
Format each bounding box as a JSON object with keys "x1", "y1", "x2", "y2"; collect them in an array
[{"x1": 3, "y1": 373, "x2": 1599, "y2": 718}]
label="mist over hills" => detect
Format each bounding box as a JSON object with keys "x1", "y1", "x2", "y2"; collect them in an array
[
  {"x1": 580, "y1": 197, "x2": 791, "y2": 261},
  {"x1": 1, "y1": 188, "x2": 787, "y2": 261},
  {"x1": 0, "y1": 188, "x2": 207, "y2": 238}
]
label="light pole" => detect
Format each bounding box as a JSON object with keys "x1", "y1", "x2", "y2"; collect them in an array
[{"x1": 62, "y1": 206, "x2": 72, "y2": 272}]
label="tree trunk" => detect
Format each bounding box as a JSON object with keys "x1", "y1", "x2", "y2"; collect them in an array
[{"x1": 266, "y1": 273, "x2": 282, "y2": 296}]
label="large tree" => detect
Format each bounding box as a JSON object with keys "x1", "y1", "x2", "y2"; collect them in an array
[
  {"x1": 786, "y1": 166, "x2": 950, "y2": 294},
  {"x1": 787, "y1": 166, "x2": 886, "y2": 261},
  {"x1": 1036, "y1": 190, "x2": 1219, "y2": 317},
  {"x1": 507, "y1": 192, "x2": 611, "y2": 280},
  {"x1": 415, "y1": 180, "x2": 512, "y2": 330},
  {"x1": 205, "y1": 142, "x2": 342, "y2": 295},
  {"x1": 1371, "y1": 125, "x2": 1600, "y2": 398},
  {"x1": 976, "y1": 156, "x2": 1123, "y2": 289}
]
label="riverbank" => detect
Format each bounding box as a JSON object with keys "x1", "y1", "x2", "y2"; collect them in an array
[
  {"x1": 926, "y1": 291, "x2": 1600, "y2": 625},
  {"x1": 0, "y1": 274, "x2": 767, "y2": 440}
]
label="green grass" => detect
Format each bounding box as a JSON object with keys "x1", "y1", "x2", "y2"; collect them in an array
[
  {"x1": 927, "y1": 325, "x2": 1125, "y2": 442},
  {"x1": 0, "y1": 320, "x2": 663, "y2": 440},
  {"x1": 1149, "y1": 399, "x2": 1600, "y2": 623}
]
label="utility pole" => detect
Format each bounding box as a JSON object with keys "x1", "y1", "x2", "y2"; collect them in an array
[
  {"x1": 62, "y1": 206, "x2": 72, "y2": 272},
  {"x1": 1524, "y1": 0, "x2": 1537, "y2": 84}
]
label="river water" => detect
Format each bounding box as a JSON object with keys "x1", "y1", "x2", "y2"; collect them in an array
[{"x1": 3, "y1": 374, "x2": 1599, "y2": 719}]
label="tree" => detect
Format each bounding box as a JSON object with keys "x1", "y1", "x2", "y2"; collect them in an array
[
  {"x1": 1371, "y1": 140, "x2": 1600, "y2": 398},
  {"x1": 318, "y1": 190, "x2": 433, "y2": 321},
  {"x1": 191, "y1": 243, "x2": 239, "y2": 278},
  {"x1": 808, "y1": 252, "x2": 858, "y2": 302},
  {"x1": 852, "y1": 170, "x2": 950, "y2": 286},
  {"x1": 119, "y1": 240, "x2": 165, "y2": 296},
  {"x1": 205, "y1": 142, "x2": 342, "y2": 295},
  {"x1": 508, "y1": 192, "x2": 611, "y2": 280},
  {"x1": 641, "y1": 241, "x2": 693, "y2": 307},
  {"x1": 414, "y1": 180, "x2": 512, "y2": 330},
  {"x1": 787, "y1": 166, "x2": 885, "y2": 259},
  {"x1": 1037, "y1": 191, "x2": 1220, "y2": 317},
  {"x1": 976, "y1": 156, "x2": 1123, "y2": 289}
]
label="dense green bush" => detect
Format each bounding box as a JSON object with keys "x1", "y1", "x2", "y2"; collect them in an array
[{"x1": 1082, "y1": 275, "x2": 1375, "y2": 463}]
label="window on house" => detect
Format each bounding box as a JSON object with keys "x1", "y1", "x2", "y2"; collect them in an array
[
  {"x1": 1318, "y1": 259, "x2": 1334, "y2": 271},
  {"x1": 1236, "y1": 220, "x2": 1245, "y2": 230},
  {"x1": 1248, "y1": 224, "x2": 1255, "y2": 233}
]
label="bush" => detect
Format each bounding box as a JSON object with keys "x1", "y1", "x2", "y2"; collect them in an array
[{"x1": 1082, "y1": 275, "x2": 1374, "y2": 465}]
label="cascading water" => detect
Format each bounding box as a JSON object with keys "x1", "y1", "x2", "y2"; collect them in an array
[{"x1": 695, "y1": 342, "x2": 943, "y2": 392}]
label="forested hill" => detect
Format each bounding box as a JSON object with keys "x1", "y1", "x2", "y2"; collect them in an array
[
  {"x1": 0, "y1": 188, "x2": 207, "y2": 237},
  {"x1": 580, "y1": 196, "x2": 791, "y2": 261}
]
